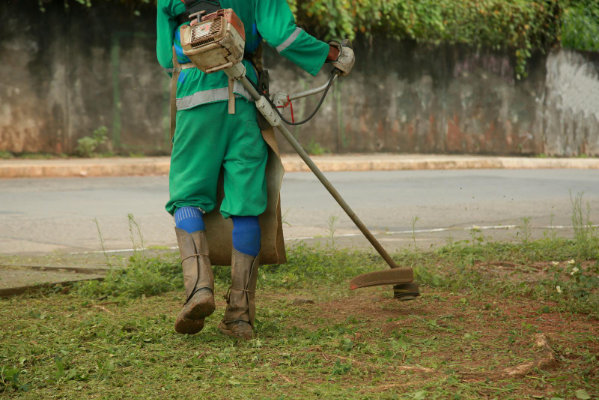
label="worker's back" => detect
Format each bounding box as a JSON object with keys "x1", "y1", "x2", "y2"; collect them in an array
[{"x1": 157, "y1": 0, "x2": 329, "y2": 111}]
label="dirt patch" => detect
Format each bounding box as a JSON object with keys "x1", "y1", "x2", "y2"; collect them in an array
[
  {"x1": 475, "y1": 259, "x2": 599, "y2": 286},
  {"x1": 279, "y1": 285, "x2": 598, "y2": 392}
]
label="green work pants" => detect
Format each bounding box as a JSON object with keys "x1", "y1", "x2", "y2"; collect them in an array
[{"x1": 165, "y1": 99, "x2": 268, "y2": 218}]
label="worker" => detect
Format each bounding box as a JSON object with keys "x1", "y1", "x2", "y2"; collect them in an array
[{"x1": 156, "y1": 0, "x2": 354, "y2": 339}]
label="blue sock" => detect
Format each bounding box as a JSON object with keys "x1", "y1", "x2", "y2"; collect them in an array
[
  {"x1": 231, "y1": 216, "x2": 261, "y2": 257},
  {"x1": 174, "y1": 207, "x2": 205, "y2": 233}
]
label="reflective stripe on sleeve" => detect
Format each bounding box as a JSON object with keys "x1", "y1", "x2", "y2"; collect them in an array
[
  {"x1": 176, "y1": 81, "x2": 253, "y2": 110},
  {"x1": 276, "y1": 27, "x2": 302, "y2": 53}
]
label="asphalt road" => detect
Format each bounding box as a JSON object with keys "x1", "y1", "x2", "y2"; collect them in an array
[{"x1": 1, "y1": 169, "x2": 598, "y2": 255}]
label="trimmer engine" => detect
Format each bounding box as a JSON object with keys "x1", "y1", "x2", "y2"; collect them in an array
[{"x1": 180, "y1": 9, "x2": 246, "y2": 74}]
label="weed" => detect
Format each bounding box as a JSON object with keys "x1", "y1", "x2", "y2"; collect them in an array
[
  {"x1": 11, "y1": 152, "x2": 67, "y2": 159},
  {"x1": 0, "y1": 150, "x2": 14, "y2": 159},
  {"x1": 331, "y1": 360, "x2": 351, "y2": 375},
  {"x1": 281, "y1": 209, "x2": 292, "y2": 227},
  {"x1": 76, "y1": 252, "x2": 180, "y2": 299},
  {"x1": 76, "y1": 126, "x2": 111, "y2": 157},
  {"x1": 570, "y1": 192, "x2": 598, "y2": 259},
  {"x1": 327, "y1": 215, "x2": 338, "y2": 249},
  {"x1": 93, "y1": 218, "x2": 111, "y2": 267},
  {"x1": 127, "y1": 213, "x2": 145, "y2": 254},
  {"x1": 305, "y1": 139, "x2": 329, "y2": 155},
  {"x1": 0, "y1": 365, "x2": 29, "y2": 392},
  {"x1": 517, "y1": 216, "x2": 532, "y2": 244},
  {"x1": 469, "y1": 226, "x2": 484, "y2": 247},
  {"x1": 411, "y1": 216, "x2": 419, "y2": 246},
  {"x1": 548, "y1": 210, "x2": 557, "y2": 241}
]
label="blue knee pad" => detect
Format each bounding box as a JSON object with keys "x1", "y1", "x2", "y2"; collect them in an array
[
  {"x1": 174, "y1": 207, "x2": 205, "y2": 233},
  {"x1": 232, "y1": 216, "x2": 261, "y2": 257}
]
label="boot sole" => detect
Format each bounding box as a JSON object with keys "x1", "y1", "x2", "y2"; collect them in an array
[
  {"x1": 182, "y1": 292, "x2": 215, "y2": 320},
  {"x1": 175, "y1": 317, "x2": 204, "y2": 335},
  {"x1": 185, "y1": 299, "x2": 216, "y2": 320}
]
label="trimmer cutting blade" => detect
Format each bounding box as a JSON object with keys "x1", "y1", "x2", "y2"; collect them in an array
[
  {"x1": 350, "y1": 269, "x2": 420, "y2": 300},
  {"x1": 349, "y1": 267, "x2": 413, "y2": 290}
]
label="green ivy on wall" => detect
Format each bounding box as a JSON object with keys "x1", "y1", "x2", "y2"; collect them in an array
[
  {"x1": 41, "y1": 0, "x2": 598, "y2": 77},
  {"x1": 288, "y1": 0, "x2": 560, "y2": 78},
  {"x1": 561, "y1": 0, "x2": 599, "y2": 52}
]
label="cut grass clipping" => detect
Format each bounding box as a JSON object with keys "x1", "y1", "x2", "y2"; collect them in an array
[{"x1": 1, "y1": 231, "x2": 597, "y2": 399}]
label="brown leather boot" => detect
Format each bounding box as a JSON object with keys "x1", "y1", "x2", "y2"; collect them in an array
[
  {"x1": 174, "y1": 228, "x2": 215, "y2": 334},
  {"x1": 218, "y1": 249, "x2": 259, "y2": 340}
]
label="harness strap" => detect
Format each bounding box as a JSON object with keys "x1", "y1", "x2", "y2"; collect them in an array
[
  {"x1": 175, "y1": 13, "x2": 188, "y2": 26},
  {"x1": 176, "y1": 0, "x2": 221, "y2": 24},
  {"x1": 170, "y1": 46, "x2": 181, "y2": 143}
]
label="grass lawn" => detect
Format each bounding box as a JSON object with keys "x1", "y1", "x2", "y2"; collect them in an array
[{"x1": 1, "y1": 233, "x2": 597, "y2": 399}]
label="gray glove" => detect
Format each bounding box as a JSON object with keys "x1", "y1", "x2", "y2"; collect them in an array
[{"x1": 329, "y1": 40, "x2": 355, "y2": 76}]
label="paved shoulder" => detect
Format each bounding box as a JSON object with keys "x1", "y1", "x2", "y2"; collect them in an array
[{"x1": 0, "y1": 154, "x2": 598, "y2": 178}]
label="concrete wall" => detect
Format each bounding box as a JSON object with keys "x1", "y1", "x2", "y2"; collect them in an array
[
  {"x1": 541, "y1": 50, "x2": 599, "y2": 156},
  {"x1": 0, "y1": 0, "x2": 169, "y2": 155},
  {"x1": 1, "y1": 1, "x2": 598, "y2": 156},
  {"x1": 270, "y1": 40, "x2": 548, "y2": 155}
]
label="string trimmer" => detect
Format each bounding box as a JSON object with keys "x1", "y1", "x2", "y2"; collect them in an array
[{"x1": 179, "y1": 7, "x2": 420, "y2": 300}]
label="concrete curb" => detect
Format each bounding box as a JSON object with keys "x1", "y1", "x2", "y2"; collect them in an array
[
  {"x1": 282, "y1": 154, "x2": 599, "y2": 172},
  {"x1": 1, "y1": 154, "x2": 598, "y2": 178},
  {"x1": 0, "y1": 157, "x2": 170, "y2": 179},
  {"x1": 0, "y1": 266, "x2": 104, "y2": 297},
  {"x1": 0, "y1": 277, "x2": 103, "y2": 297}
]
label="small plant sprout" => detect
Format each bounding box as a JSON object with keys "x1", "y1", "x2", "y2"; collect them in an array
[
  {"x1": 128, "y1": 214, "x2": 145, "y2": 254},
  {"x1": 518, "y1": 217, "x2": 532, "y2": 244},
  {"x1": 470, "y1": 225, "x2": 483, "y2": 247},
  {"x1": 94, "y1": 218, "x2": 111, "y2": 267},
  {"x1": 327, "y1": 215, "x2": 338, "y2": 249},
  {"x1": 570, "y1": 191, "x2": 598, "y2": 259},
  {"x1": 411, "y1": 216, "x2": 419, "y2": 246}
]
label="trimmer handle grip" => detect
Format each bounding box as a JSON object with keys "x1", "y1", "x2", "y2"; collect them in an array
[{"x1": 329, "y1": 39, "x2": 355, "y2": 76}]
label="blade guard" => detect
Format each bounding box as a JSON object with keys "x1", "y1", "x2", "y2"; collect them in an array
[{"x1": 349, "y1": 267, "x2": 413, "y2": 290}]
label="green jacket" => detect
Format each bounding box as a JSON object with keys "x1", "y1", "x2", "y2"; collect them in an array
[{"x1": 156, "y1": 0, "x2": 330, "y2": 110}]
